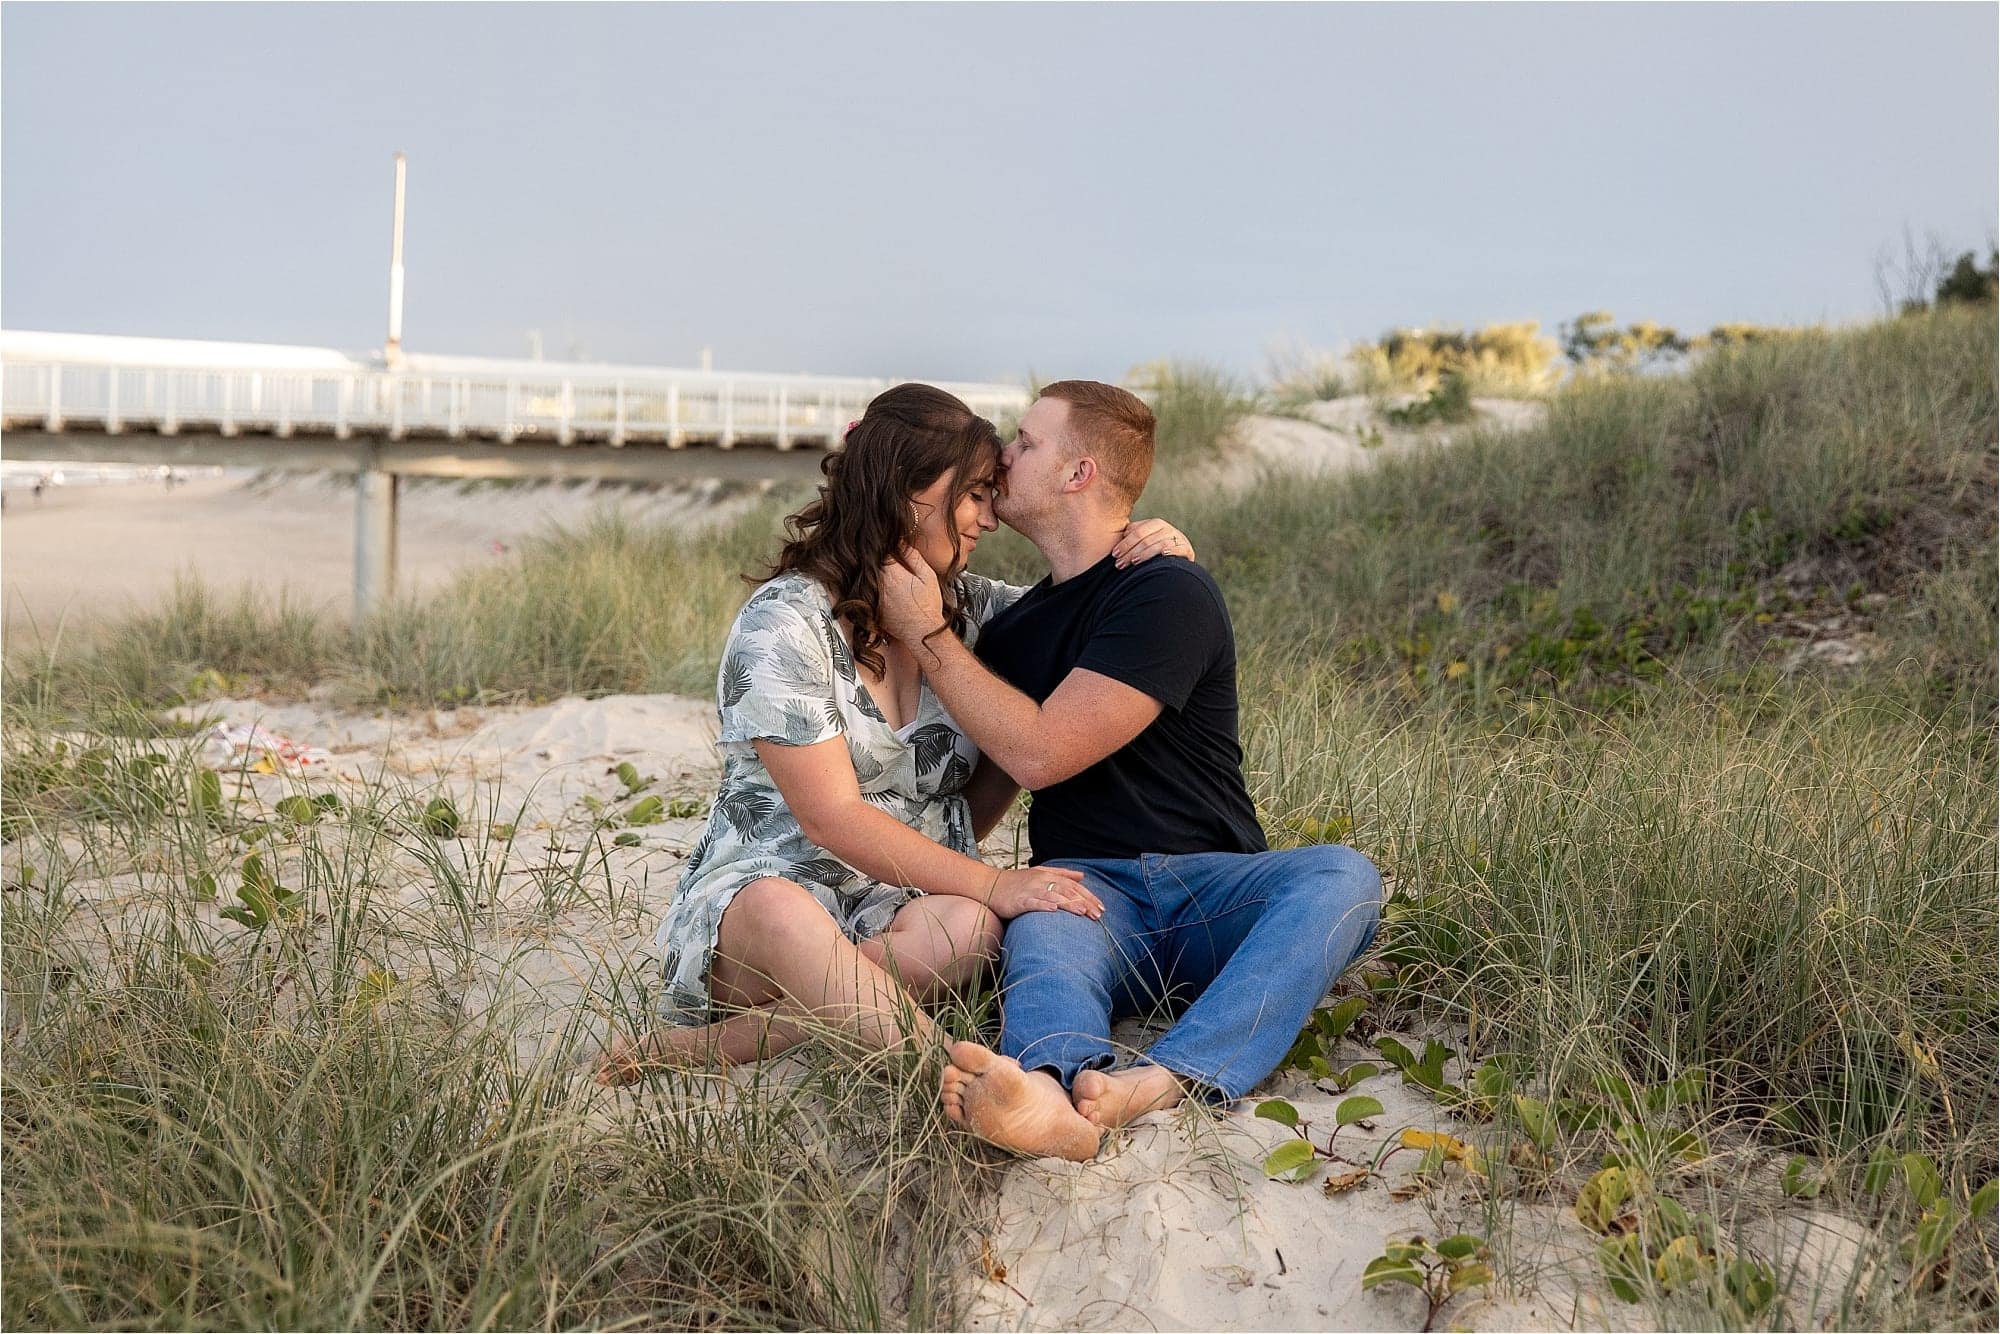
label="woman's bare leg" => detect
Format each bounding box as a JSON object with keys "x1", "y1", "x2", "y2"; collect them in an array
[
  {"x1": 598, "y1": 877, "x2": 948, "y2": 1084},
  {"x1": 860, "y1": 894, "x2": 1003, "y2": 1001},
  {"x1": 596, "y1": 1007, "x2": 812, "y2": 1083}
]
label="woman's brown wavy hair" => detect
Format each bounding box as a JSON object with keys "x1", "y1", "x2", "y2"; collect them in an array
[{"x1": 763, "y1": 383, "x2": 1002, "y2": 676}]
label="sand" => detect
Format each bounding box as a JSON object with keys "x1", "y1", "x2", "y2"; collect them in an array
[{"x1": 1216, "y1": 395, "x2": 1548, "y2": 488}]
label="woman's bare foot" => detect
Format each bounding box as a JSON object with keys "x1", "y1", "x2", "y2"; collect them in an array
[
  {"x1": 595, "y1": 1028, "x2": 678, "y2": 1086},
  {"x1": 939, "y1": 1041, "x2": 1100, "y2": 1162},
  {"x1": 1072, "y1": 1064, "x2": 1187, "y2": 1129}
]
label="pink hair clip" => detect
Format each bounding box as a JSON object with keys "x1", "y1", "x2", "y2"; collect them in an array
[{"x1": 845, "y1": 419, "x2": 861, "y2": 438}]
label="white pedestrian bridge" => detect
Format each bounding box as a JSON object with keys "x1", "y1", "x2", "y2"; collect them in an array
[
  {"x1": 2, "y1": 330, "x2": 1031, "y2": 616},
  {"x1": 2, "y1": 330, "x2": 1028, "y2": 467}
]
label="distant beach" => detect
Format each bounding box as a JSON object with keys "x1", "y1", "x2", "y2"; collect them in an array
[{"x1": 1, "y1": 469, "x2": 762, "y2": 646}]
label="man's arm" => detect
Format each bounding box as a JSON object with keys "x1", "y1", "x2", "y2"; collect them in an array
[
  {"x1": 754, "y1": 736, "x2": 1102, "y2": 917},
  {"x1": 909, "y1": 635, "x2": 1161, "y2": 791}
]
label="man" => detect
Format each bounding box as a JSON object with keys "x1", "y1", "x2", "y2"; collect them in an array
[{"x1": 878, "y1": 380, "x2": 1382, "y2": 1162}]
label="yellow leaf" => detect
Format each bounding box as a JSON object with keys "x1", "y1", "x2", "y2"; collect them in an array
[
  {"x1": 1445, "y1": 661, "x2": 1470, "y2": 681},
  {"x1": 355, "y1": 967, "x2": 399, "y2": 1007},
  {"x1": 1896, "y1": 1029, "x2": 1943, "y2": 1084},
  {"x1": 1399, "y1": 1128, "x2": 1473, "y2": 1161},
  {"x1": 1493, "y1": 643, "x2": 1513, "y2": 661},
  {"x1": 1436, "y1": 591, "x2": 1460, "y2": 615}
]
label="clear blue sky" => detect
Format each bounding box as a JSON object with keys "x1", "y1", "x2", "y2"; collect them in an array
[{"x1": 5, "y1": 3, "x2": 1994, "y2": 383}]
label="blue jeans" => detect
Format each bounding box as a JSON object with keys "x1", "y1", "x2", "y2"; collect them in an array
[{"x1": 997, "y1": 845, "x2": 1382, "y2": 1102}]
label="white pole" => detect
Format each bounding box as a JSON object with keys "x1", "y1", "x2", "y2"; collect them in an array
[
  {"x1": 354, "y1": 465, "x2": 399, "y2": 624},
  {"x1": 386, "y1": 152, "x2": 408, "y2": 367}
]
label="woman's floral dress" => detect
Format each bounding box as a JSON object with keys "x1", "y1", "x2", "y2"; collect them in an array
[{"x1": 654, "y1": 569, "x2": 1027, "y2": 1025}]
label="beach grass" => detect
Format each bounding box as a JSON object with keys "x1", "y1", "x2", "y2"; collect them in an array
[
  {"x1": 0, "y1": 731, "x2": 999, "y2": 1330},
  {"x1": 4, "y1": 305, "x2": 1994, "y2": 1329}
]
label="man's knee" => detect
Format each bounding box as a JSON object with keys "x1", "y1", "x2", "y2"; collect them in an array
[
  {"x1": 1004, "y1": 904, "x2": 1103, "y2": 951},
  {"x1": 1002, "y1": 908, "x2": 1119, "y2": 985},
  {"x1": 1289, "y1": 845, "x2": 1384, "y2": 935}
]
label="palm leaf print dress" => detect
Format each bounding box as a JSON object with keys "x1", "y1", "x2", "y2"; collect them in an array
[{"x1": 653, "y1": 569, "x2": 1026, "y2": 1025}]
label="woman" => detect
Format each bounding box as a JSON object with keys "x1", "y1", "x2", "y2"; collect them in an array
[{"x1": 598, "y1": 383, "x2": 1190, "y2": 1082}]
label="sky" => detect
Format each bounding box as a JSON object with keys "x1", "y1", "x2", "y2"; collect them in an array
[{"x1": 4, "y1": 3, "x2": 1995, "y2": 385}]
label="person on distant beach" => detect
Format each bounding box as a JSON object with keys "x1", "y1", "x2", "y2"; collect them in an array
[
  {"x1": 596, "y1": 384, "x2": 1193, "y2": 1083},
  {"x1": 876, "y1": 381, "x2": 1382, "y2": 1161}
]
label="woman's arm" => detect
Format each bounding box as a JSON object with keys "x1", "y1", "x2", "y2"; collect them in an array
[
  {"x1": 964, "y1": 754, "x2": 1022, "y2": 842},
  {"x1": 754, "y1": 736, "x2": 1098, "y2": 917},
  {"x1": 957, "y1": 520, "x2": 1197, "y2": 626},
  {"x1": 1111, "y1": 516, "x2": 1197, "y2": 567}
]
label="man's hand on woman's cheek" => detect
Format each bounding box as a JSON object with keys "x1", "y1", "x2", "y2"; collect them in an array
[{"x1": 879, "y1": 549, "x2": 947, "y2": 642}]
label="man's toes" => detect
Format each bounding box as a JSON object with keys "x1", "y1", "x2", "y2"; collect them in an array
[
  {"x1": 949, "y1": 1039, "x2": 997, "y2": 1074},
  {"x1": 1072, "y1": 1072, "x2": 1120, "y2": 1120},
  {"x1": 1071, "y1": 1070, "x2": 1110, "y2": 1121},
  {"x1": 940, "y1": 1067, "x2": 969, "y2": 1123}
]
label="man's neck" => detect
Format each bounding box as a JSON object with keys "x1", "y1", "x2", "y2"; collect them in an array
[{"x1": 1038, "y1": 512, "x2": 1129, "y2": 584}]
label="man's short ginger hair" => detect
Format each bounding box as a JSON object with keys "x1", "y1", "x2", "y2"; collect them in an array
[{"x1": 1038, "y1": 380, "x2": 1156, "y2": 507}]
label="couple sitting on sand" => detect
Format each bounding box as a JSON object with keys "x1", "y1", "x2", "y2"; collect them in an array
[{"x1": 600, "y1": 380, "x2": 1382, "y2": 1161}]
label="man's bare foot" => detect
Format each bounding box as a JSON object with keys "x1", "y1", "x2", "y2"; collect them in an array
[
  {"x1": 1072, "y1": 1064, "x2": 1187, "y2": 1129},
  {"x1": 940, "y1": 1041, "x2": 1101, "y2": 1162}
]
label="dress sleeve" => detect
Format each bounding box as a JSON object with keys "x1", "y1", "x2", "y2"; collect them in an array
[
  {"x1": 957, "y1": 572, "x2": 1033, "y2": 628},
  {"x1": 715, "y1": 591, "x2": 846, "y2": 747}
]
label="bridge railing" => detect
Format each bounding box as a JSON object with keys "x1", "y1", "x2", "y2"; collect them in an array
[{"x1": 1, "y1": 358, "x2": 1029, "y2": 449}]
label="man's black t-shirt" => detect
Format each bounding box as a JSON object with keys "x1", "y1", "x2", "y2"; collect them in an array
[{"x1": 975, "y1": 554, "x2": 1268, "y2": 864}]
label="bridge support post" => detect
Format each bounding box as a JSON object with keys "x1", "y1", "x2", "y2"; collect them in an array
[{"x1": 353, "y1": 465, "x2": 399, "y2": 625}]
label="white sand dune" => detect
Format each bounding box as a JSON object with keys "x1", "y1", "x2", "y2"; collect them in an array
[
  {"x1": 1220, "y1": 395, "x2": 1547, "y2": 488},
  {"x1": 966, "y1": 1066, "x2": 1540, "y2": 1332},
  {"x1": 4, "y1": 692, "x2": 1859, "y2": 1331}
]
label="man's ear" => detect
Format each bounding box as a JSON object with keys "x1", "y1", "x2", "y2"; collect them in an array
[{"x1": 1062, "y1": 456, "x2": 1098, "y2": 494}]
